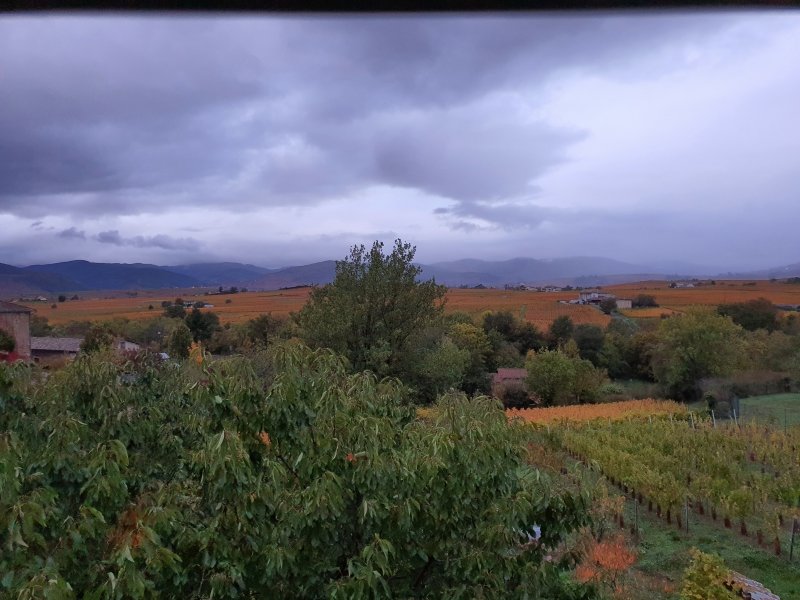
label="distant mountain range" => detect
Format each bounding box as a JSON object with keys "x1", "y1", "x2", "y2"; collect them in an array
[{"x1": 1, "y1": 257, "x2": 799, "y2": 299}]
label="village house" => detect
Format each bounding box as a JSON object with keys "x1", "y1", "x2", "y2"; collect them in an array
[
  {"x1": 30, "y1": 337, "x2": 141, "y2": 365},
  {"x1": 0, "y1": 301, "x2": 32, "y2": 361},
  {"x1": 31, "y1": 337, "x2": 83, "y2": 364},
  {"x1": 578, "y1": 291, "x2": 616, "y2": 304},
  {"x1": 491, "y1": 368, "x2": 528, "y2": 395},
  {"x1": 615, "y1": 298, "x2": 633, "y2": 310}
]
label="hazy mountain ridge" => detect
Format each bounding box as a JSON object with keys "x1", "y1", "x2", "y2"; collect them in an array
[
  {"x1": 2, "y1": 256, "x2": 799, "y2": 299},
  {"x1": 163, "y1": 263, "x2": 275, "y2": 286},
  {"x1": 24, "y1": 260, "x2": 201, "y2": 291}
]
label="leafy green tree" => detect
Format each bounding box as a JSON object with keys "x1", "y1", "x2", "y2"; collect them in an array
[
  {"x1": 651, "y1": 310, "x2": 746, "y2": 400},
  {"x1": 167, "y1": 322, "x2": 192, "y2": 358},
  {"x1": 449, "y1": 322, "x2": 492, "y2": 395},
  {"x1": 525, "y1": 349, "x2": 607, "y2": 406},
  {"x1": 400, "y1": 330, "x2": 469, "y2": 402},
  {"x1": 80, "y1": 323, "x2": 116, "y2": 353},
  {"x1": 573, "y1": 324, "x2": 605, "y2": 366},
  {"x1": 184, "y1": 308, "x2": 220, "y2": 342},
  {"x1": 483, "y1": 311, "x2": 543, "y2": 354},
  {"x1": 0, "y1": 344, "x2": 594, "y2": 598},
  {"x1": 483, "y1": 310, "x2": 517, "y2": 338},
  {"x1": 548, "y1": 315, "x2": 574, "y2": 348},
  {"x1": 526, "y1": 349, "x2": 577, "y2": 405},
  {"x1": 513, "y1": 321, "x2": 544, "y2": 354},
  {"x1": 162, "y1": 303, "x2": 186, "y2": 319},
  {"x1": 717, "y1": 297, "x2": 779, "y2": 332},
  {"x1": 245, "y1": 313, "x2": 284, "y2": 347},
  {"x1": 598, "y1": 298, "x2": 617, "y2": 315},
  {"x1": 632, "y1": 294, "x2": 658, "y2": 308},
  {"x1": 296, "y1": 239, "x2": 446, "y2": 377}
]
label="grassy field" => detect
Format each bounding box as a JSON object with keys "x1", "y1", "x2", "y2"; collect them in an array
[
  {"x1": 623, "y1": 490, "x2": 800, "y2": 599},
  {"x1": 739, "y1": 393, "x2": 800, "y2": 428},
  {"x1": 22, "y1": 279, "x2": 800, "y2": 330}
]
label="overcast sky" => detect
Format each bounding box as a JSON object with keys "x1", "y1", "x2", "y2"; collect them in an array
[{"x1": 1, "y1": 11, "x2": 798, "y2": 270}]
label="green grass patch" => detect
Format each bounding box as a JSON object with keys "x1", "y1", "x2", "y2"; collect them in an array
[
  {"x1": 739, "y1": 393, "x2": 800, "y2": 428},
  {"x1": 622, "y1": 496, "x2": 800, "y2": 600}
]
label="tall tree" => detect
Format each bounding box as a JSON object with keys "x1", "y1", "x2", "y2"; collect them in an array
[
  {"x1": 651, "y1": 310, "x2": 746, "y2": 400},
  {"x1": 184, "y1": 309, "x2": 220, "y2": 343},
  {"x1": 296, "y1": 239, "x2": 447, "y2": 377},
  {"x1": 548, "y1": 316, "x2": 574, "y2": 348}
]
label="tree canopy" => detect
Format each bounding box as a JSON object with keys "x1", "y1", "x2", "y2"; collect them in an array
[
  {"x1": 296, "y1": 239, "x2": 447, "y2": 378},
  {"x1": 0, "y1": 344, "x2": 594, "y2": 598},
  {"x1": 651, "y1": 310, "x2": 746, "y2": 400}
]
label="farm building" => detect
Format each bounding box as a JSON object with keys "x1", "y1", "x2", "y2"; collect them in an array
[
  {"x1": 491, "y1": 368, "x2": 528, "y2": 395},
  {"x1": 615, "y1": 298, "x2": 633, "y2": 310},
  {"x1": 31, "y1": 337, "x2": 141, "y2": 365},
  {"x1": 31, "y1": 337, "x2": 83, "y2": 364},
  {"x1": 578, "y1": 291, "x2": 616, "y2": 304},
  {"x1": 0, "y1": 301, "x2": 32, "y2": 361}
]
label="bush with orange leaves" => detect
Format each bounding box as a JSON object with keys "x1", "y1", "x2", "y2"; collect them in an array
[{"x1": 575, "y1": 532, "x2": 637, "y2": 598}]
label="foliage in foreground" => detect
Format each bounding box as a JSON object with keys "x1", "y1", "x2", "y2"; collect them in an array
[
  {"x1": 0, "y1": 345, "x2": 595, "y2": 598},
  {"x1": 680, "y1": 549, "x2": 738, "y2": 600}
]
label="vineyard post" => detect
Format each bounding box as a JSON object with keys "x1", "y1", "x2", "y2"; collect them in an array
[{"x1": 711, "y1": 409, "x2": 716, "y2": 428}]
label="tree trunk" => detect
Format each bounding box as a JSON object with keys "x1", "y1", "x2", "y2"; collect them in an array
[
  {"x1": 677, "y1": 513, "x2": 683, "y2": 530},
  {"x1": 774, "y1": 537, "x2": 781, "y2": 556},
  {"x1": 666, "y1": 509, "x2": 672, "y2": 525},
  {"x1": 619, "y1": 514, "x2": 625, "y2": 529},
  {"x1": 740, "y1": 520, "x2": 747, "y2": 536},
  {"x1": 711, "y1": 507, "x2": 717, "y2": 521},
  {"x1": 757, "y1": 530, "x2": 763, "y2": 546},
  {"x1": 698, "y1": 502, "x2": 705, "y2": 515},
  {"x1": 656, "y1": 504, "x2": 661, "y2": 518},
  {"x1": 648, "y1": 500, "x2": 653, "y2": 512},
  {"x1": 724, "y1": 516, "x2": 731, "y2": 528}
]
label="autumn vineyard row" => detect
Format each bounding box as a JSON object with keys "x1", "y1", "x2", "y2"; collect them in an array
[{"x1": 514, "y1": 404, "x2": 800, "y2": 553}]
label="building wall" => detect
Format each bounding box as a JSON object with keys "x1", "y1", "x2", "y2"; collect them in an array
[
  {"x1": 616, "y1": 299, "x2": 633, "y2": 310},
  {"x1": 0, "y1": 312, "x2": 31, "y2": 359}
]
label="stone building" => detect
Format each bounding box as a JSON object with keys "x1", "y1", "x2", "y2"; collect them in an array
[{"x1": 0, "y1": 301, "x2": 32, "y2": 361}]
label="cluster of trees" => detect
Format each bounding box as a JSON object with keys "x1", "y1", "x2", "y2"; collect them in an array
[
  {"x1": 0, "y1": 344, "x2": 595, "y2": 598},
  {"x1": 30, "y1": 239, "x2": 800, "y2": 407}
]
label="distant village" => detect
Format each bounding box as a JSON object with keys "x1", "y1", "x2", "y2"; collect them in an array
[{"x1": 0, "y1": 300, "x2": 148, "y2": 366}]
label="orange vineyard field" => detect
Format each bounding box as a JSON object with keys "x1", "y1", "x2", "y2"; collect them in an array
[
  {"x1": 507, "y1": 399, "x2": 688, "y2": 424},
  {"x1": 605, "y1": 280, "x2": 800, "y2": 310},
  {"x1": 19, "y1": 279, "x2": 800, "y2": 329}
]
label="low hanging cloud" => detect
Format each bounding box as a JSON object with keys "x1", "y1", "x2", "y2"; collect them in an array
[
  {"x1": 94, "y1": 230, "x2": 200, "y2": 251},
  {"x1": 58, "y1": 227, "x2": 86, "y2": 239}
]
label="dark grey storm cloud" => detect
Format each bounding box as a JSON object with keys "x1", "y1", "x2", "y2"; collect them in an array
[
  {"x1": 58, "y1": 227, "x2": 87, "y2": 240},
  {"x1": 94, "y1": 230, "x2": 200, "y2": 251},
  {"x1": 0, "y1": 12, "x2": 798, "y2": 269},
  {"x1": 0, "y1": 13, "x2": 740, "y2": 218}
]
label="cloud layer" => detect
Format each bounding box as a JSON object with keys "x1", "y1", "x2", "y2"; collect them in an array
[{"x1": 0, "y1": 12, "x2": 798, "y2": 269}]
